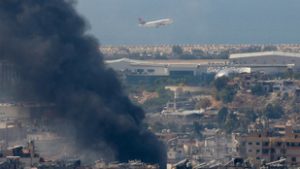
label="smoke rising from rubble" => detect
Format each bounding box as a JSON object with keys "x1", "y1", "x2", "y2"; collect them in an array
[{"x1": 0, "y1": 0, "x2": 166, "y2": 167}]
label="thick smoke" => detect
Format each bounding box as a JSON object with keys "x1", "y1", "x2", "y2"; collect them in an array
[{"x1": 0, "y1": 0, "x2": 166, "y2": 167}]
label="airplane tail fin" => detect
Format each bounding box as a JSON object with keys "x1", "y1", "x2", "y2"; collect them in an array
[{"x1": 138, "y1": 18, "x2": 146, "y2": 25}]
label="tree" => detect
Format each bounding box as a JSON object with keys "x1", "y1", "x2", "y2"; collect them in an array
[
  {"x1": 197, "y1": 97, "x2": 212, "y2": 110},
  {"x1": 244, "y1": 108, "x2": 258, "y2": 123},
  {"x1": 224, "y1": 112, "x2": 239, "y2": 133},
  {"x1": 192, "y1": 49, "x2": 205, "y2": 57},
  {"x1": 214, "y1": 76, "x2": 229, "y2": 91},
  {"x1": 142, "y1": 86, "x2": 173, "y2": 113},
  {"x1": 251, "y1": 84, "x2": 267, "y2": 96},
  {"x1": 218, "y1": 50, "x2": 230, "y2": 59},
  {"x1": 218, "y1": 107, "x2": 229, "y2": 124},
  {"x1": 179, "y1": 54, "x2": 197, "y2": 60},
  {"x1": 172, "y1": 45, "x2": 183, "y2": 56},
  {"x1": 263, "y1": 45, "x2": 277, "y2": 51},
  {"x1": 282, "y1": 92, "x2": 289, "y2": 100},
  {"x1": 219, "y1": 86, "x2": 236, "y2": 103},
  {"x1": 264, "y1": 103, "x2": 284, "y2": 119},
  {"x1": 193, "y1": 121, "x2": 203, "y2": 137}
]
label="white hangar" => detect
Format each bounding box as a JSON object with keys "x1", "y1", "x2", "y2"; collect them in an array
[
  {"x1": 229, "y1": 51, "x2": 298, "y2": 73},
  {"x1": 106, "y1": 58, "x2": 226, "y2": 76}
]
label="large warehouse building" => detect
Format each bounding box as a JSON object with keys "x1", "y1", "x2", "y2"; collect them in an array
[
  {"x1": 106, "y1": 51, "x2": 300, "y2": 77},
  {"x1": 106, "y1": 58, "x2": 226, "y2": 76},
  {"x1": 229, "y1": 51, "x2": 298, "y2": 72}
]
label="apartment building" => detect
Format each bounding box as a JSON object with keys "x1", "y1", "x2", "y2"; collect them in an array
[{"x1": 233, "y1": 121, "x2": 300, "y2": 167}]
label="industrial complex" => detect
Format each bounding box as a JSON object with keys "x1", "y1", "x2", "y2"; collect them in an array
[{"x1": 106, "y1": 52, "x2": 299, "y2": 77}]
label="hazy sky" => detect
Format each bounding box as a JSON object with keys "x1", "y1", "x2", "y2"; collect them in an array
[{"x1": 76, "y1": 0, "x2": 300, "y2": 45}]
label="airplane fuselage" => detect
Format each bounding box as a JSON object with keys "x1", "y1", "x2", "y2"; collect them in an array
[{"x1": 139, "y1": 18, "x2": 173, "y2": 28}]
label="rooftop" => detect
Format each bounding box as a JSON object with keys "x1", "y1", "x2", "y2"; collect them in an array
[
  {"x1": 105, "y1": 58, "x2": 226, "y2": 65},
  {"x1": 230, "y1": 51, "x2": 300, "y2": 59}
]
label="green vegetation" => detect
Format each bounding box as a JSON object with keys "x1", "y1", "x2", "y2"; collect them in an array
[
  {"x1": 214, "y1": 76, "x2": 237, "y2": 103},
  {"x1": 172, "y1": 45, "x2": 183, "y2": 56},
  {"x1": 196, "y1": 97, "x2": 212, "y2": 110},
  {"x1": 264, "y1": 103, "x2": 284, "y2": 119},
  {"x1": 282, "y1": 92, "x2": 289, "y2": 100},
  {"x1": 193, "y1": 121, "x2": 204, "y2": 137},
  {"x1": 171, "y1": 45, "x2": 230, "y2": 59},
  {"x1": 224, "y1": 112, "x2": 239, "y2": 133},
  {"x1": 243, "y1": 108, "x2": 259, "y2": 123},
  {"x1": 125, "y1": 74, "x2": 215, "y2": 113},
  {"x1": 178, "y1": 54, "x2": 198, "y2": 60},
  {"x1": 251, "y1": 84, "x2": 267, "y2": 96},
  {"x1": 219, "y1": 86, "x2": 236, "y2": 103},
  {"x1": 217, "y1": 107, "x2": 229, "y2": 124},
  {"x1": 217, "y1": 107, "x2": 240, "y2": 133},
  {"x1": 214, "y1": 76, "x2": 229, "y2": 91},
  {"x1": 142, "y1": 86, "x2": 173, "y2": 113}
]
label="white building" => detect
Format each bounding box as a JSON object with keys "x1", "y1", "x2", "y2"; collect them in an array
[
  {"x1": 106, "y1": 58, "x2": 169, "y2": 76},
  {"x1": 106, "y1": 58, "x2": 225, "y2": 76},
  {"x1": 229, "y1": 51, "x2": 299, "y2": 73}
]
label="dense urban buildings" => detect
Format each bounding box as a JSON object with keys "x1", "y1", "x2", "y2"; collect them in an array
[
  {"x1": 233, "y1": 121, "x2": 300, "y2": 167},
  {"x1": 3, "y1": 0, "x2": 300, "y2": 168},
  {"x1": 1, "y1": 46, "x2": 300, "y2": 168},
  {"x1": 108, "y1": 47, "x2": 300, "y2": 169}
]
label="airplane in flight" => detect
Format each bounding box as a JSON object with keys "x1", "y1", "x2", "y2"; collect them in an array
[{"x1": 138, "y1": 18, "x2": 173, "y2": 28}]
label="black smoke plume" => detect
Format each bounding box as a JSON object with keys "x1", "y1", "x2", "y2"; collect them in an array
[{"x1": 0, "y1": 0, "x2": 166, "y2": 167}]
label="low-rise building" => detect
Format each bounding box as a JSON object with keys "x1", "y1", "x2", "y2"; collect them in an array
[
  {"x1": 233, "y1": 121, "x2": 300, "y2": 167},
  {"x1": 106, "y1": 58, "x2": 225, "y2": 77}
]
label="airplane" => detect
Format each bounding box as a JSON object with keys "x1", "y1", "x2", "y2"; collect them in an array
[{"x1": 138, "y1": 18, "x2": 173, "y2": 28}]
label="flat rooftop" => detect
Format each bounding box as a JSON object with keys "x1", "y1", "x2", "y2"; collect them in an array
[
  {"x1": 106, "y1": 58, "x2": 227, "y2": 65},
  {"x1": 230, "y1": 51, "x2": 300, "y2": 59}
]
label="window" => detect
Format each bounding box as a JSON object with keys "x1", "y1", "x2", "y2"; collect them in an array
[
  {"x1": 271, "y1": 148, "x2": 275, "y2": 153},
  {"x1": 256, "y1": 157, "x2": 261, "y2": 160},
  {"x1": 256, "y1": 142, "x2": 260, "y2": 145},
  {"x1": 147, "y1": 69, "x2": 155, "y2": 73},
  {"x1": 248, "y1": 142, "x2": 253, "y2": 145},
  {"x1": 263, "y1": 142, "x2": 269, "y2": 146},
  {"x1": 256, "y1": 149, "x2": 260, "y2": 153},
  {"x1": 262, "y1": 149, "x2": 269, "y2": 154},
  {"x1": 136, "y1": 69, "x2": 144, "y2": 74},
  {"x1": 277, "y1": 142, "x2": 282, "y2": 146},
  {"x1": 292, "y1": 157, "x2": 296, "y2": 162}
]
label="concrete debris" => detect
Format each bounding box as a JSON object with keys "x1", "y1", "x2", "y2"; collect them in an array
[{"x1": 94, "y1": 160, "x2": 159, "y2": 169}]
